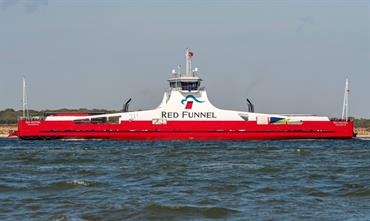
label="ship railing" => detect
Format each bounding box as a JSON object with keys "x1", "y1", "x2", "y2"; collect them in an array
[
  {"x1": 330, "y1": 118, "x2": 352, "y2": 122},
  {"x1": 19, "y1": 116, "x2": 44, "y2": 121},
  {"x1": 279, "y1": 114, "x2": 317, "y2": 116},
  {"x1": 171, "y1": 72, "x2": 199, "y2": 78}
]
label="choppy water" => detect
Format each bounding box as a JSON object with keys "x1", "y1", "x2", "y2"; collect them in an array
[{"x1": 0, "y1": 138, "x2": 369, "y2": 221}]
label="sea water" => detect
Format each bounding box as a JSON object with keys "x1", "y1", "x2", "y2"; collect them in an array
[{"x1": 0, "y1": 138, "x2": 369, "y2": 220}]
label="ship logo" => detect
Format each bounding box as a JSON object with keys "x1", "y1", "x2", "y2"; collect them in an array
[
  {"x1": 270, "y1": 117, "x2": 288, "y2": 124},
  {"x1": 181, "y1": 95, "x2": 204, "y2": 109}
]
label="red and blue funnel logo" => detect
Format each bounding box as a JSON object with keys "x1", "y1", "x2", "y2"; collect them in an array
[{"x1": 181, "y1": 95, "x2": 204, "y2": 109}]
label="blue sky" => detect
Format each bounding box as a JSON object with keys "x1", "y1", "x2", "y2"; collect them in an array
[{"x1": 0, "y1": 0, "x2": 369, "y2": 118}]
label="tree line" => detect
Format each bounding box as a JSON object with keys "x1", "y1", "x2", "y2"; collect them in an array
[{"x1": 0, "y1": 108, "x2": 115, "y2": 124}]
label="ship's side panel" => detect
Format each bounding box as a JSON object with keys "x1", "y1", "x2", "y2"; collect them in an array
[{"x1": 17, "y1": 119, "x2": 354, "y2": 140}]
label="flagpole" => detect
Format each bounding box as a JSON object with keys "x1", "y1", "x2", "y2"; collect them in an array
[{"x1": 341, "y1": 77, "x2": 349, "y2": 121}]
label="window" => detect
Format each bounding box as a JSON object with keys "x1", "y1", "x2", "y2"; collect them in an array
[
  {"x1": 169, "y1": 82, "x2": 176, "y2": 88},
  {"x1": 181, "y1": 82, "x2": 199, "y2": 91}
]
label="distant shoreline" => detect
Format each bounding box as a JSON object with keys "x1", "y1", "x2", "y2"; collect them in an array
[
  {"x1": 0, "y1": 124, "x2": 17, "y2": 138},
  {"x1": 356, "y1": 135, "x2": 370, "y2": 138}
]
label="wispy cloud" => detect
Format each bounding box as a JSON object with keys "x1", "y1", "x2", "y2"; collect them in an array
[
  {"x1": 1, "y1": 0, "x2": 20, "y2": 10},
  {"x1": 296, "y1": 16, "x2": 313, "y2": 33},
  {"x1": 1, "y1": 0, "x2": 48, "y2": 13},
  {"x1": 25, "y1": 0, "x2": 48, "y2": 13}
]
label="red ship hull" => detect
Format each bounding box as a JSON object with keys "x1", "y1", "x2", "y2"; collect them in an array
[{"x1": 17, "y1": 119, "x2": 355, "y2": 140}]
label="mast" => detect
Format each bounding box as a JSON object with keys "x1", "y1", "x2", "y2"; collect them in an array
[
  {"x1": 341, "y1": 77, "x2": 349, "y2": 121},
  {"x1": 22, "y1": 76, "x2": 29, "y2": 119},
  {"x1": 168, "y1": 49, "x2": 201, "y2": 91},
  {"x1": 185, "y1": 48, "x2": 193, "y2": 76}
]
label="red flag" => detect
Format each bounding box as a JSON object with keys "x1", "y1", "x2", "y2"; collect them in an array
[{"x1": 187, "y1": 51, "x2": 194, "y2": 58}]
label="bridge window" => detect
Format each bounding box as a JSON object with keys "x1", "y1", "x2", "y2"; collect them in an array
[{"x1": 181, "y1": 82, "x2": 199, "y2": 91}]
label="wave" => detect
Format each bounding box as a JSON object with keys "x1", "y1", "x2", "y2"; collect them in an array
[
  {"x1": 300, "y1": 187, "x2": 332, "y2": 197},
  {"x1": 356, "y1": 137, "x2": 370, "y2": 141},
  {"x1": 200, "y1": 162, "x2": 263, "y2": 170},
  {"x1": 338, "y1": 183, "x2": 370, "y2": 197},
  {"x1": 0, "y1": 184, "x2": 23, "y2": 191},
  {"x1": 36, "y1": 180, "x2": 102, "y2": 191},
  {"x1": 140, "y1": 203, "x2": 239, "y2": 219}
]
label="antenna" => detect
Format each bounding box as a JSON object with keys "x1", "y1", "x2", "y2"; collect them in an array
[
  {"x1": 185, "y1": 48, "x2": 193, "y2": 76},
  {"x1": 22, "y1": 76, "x2": 29, "y2": 119},
  {"x1": 177, "y1": 65, "x2": 181, "y2": 76},
  {"x1": 341, "y1": 77, "x2": 349, "y2": 121}
]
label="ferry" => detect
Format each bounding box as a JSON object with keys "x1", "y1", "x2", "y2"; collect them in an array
[{"x1": 16, "y1": 50, "x2": 355, "y2": 140}]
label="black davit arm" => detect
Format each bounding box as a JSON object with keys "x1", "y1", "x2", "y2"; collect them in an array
[
  {"x1": 123, "y1": 98, "x2": 132, "y2": 112},
  {"x1": 246, "y1": 98, "x2": 254, "y2": 113}
]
